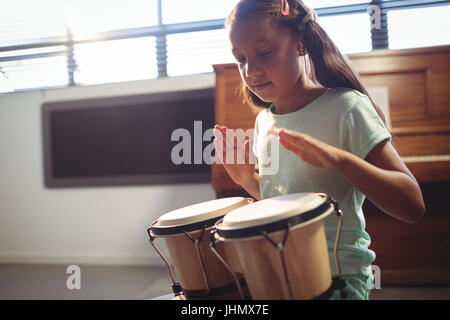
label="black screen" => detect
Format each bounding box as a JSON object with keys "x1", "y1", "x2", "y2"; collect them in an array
[{"x1": 42, "y1": 89, "x2": 214, "y2": 187}]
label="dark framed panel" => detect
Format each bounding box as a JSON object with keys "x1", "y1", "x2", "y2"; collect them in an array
[{"x1": 42, "y1": 88, "x2": 215, "y2": 188}]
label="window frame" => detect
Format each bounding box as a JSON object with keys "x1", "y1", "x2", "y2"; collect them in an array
[{"x1": 0, "y1": 0, "x2": 448, "y2": 92}]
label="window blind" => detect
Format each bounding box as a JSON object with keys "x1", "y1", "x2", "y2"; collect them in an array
[{"x1": 0, "y1": 0, "x2": 448, "y2": 93}]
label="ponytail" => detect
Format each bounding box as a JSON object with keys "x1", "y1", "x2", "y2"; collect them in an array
[{"x1": 303, "y1": 19, "x2": 386, "y2": 123}]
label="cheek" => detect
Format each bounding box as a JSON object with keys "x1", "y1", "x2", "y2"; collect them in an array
[
  {"x1": 269, "y1": 50, "x2": 301, "y2": 83},
  {"x1": 238, "y1": 66, "x2": 251, "y2": 86},
  {"x1": 279, "y1": 56, "x2": 301, "y2": 81},
  {"x1": 237, "y1": 67, "x2": 259, "y2": 97}
]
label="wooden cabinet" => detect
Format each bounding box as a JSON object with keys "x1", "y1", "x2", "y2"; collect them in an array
[
  {"x1": 212, "y1": 64, "x2": 262, "y2": 194},
  {"x1": 351, "y1": 46, "x2": 450, "y2": 183},
  {"x1": 212, "y1": 45, "x2": 450, "y2": 285}
]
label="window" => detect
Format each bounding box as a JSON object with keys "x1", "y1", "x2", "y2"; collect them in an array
[
  {"x1": 161, "y1": 0, "x2": 239, "y2": 24},
  {"x1": 0, "y1": 0, "x2": 159, "y2": 92},
  {"x1": 303, "y1": 1, "x2": 370, "y2": 9},
  {"x1": 0, "y1": 46, "x2": 68, "y2": 91},
  {"x1": 67, "y1": 0, "x2": 158, "y2": 40},
  {"x1": 166, "y1": 29, "x2": 233, "y2": 77},
  {"x1": 319, "y1": 13, "x2": 372, "y2": 54},
  {"x1": 388, "y1": 5, "x2": 450, "y2": 50},
  {"x1": 0, "y1": 0, "x2": 67, "y2": 47},
  {"x1": 0, "y1": 55, "x2": 68, "y2": 91},
  {"x1": 0, "y1": 0, "x2": 448, "y2": 93},
  {"x1": 0, "y1": 0, "x2": 68, "y2": 92},
  {"x1": 74, "y1": 37, "x2": 158, "y2": 85}
]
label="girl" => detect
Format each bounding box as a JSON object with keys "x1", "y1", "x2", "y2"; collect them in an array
[{"x1": 213, "y1": 0, "x2": 425, "y2": 300}]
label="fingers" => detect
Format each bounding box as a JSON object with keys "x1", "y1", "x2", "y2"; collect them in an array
[
  {"x1": 279, "y1": 128, "x2": 306, "y2": 140},
  {"x1": 214, "y1": 126, "x2": 232, "y2": 164},
  {"x1": 269, "y1": 126, "x2": 315, "y2": 160},
  {"x1": 214, "y1": 125, "x2": 240, "y2": 150},
  {"x1": 213, "y1": 125, "x2": 253, "y2": 165},
  {"x1": 213, "y1": 125, "x2": 232, "y2": 164},
  {"x1": 244, "y1": 138, "x2": 257, "y2": 164},
  {"x1": 212, "y1": 133, "x2": 224, "y2": 164},
  {"x1": 269, "y1": 126, "x2": 281, "y2": 136},
  {"x1": 214, "y1": 125, "x2": 245, "y2": 152},
  {"x1": 270, "y1": 127, "x2": 310, "y2": 146},
  {"x1": 247, "y1": 138, "x2": 257, "y2": 164}
]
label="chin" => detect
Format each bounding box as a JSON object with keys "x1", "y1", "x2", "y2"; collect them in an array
[
  {"x1": 251, "y1": 90, "x2": 274, "y2": 104},
  {"x1": 256, "y1": 95, "x2": 272, "y2": 103}
]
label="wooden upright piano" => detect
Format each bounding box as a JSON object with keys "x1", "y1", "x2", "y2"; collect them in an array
[{"x1": 211, "y1": 45, "x2": 450, "y2": 285}]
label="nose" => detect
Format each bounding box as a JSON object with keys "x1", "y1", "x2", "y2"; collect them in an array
[{"x1": 244, "y1": 57, "x2": 263, "y2": 79}]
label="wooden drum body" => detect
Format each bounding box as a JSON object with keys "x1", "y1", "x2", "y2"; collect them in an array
[
  {"x1": 213, "y1": 193, "x2": 345, "y2": 300},
  {"x1": 162, "y1": 229, "x2": 239, "y2": 297},
  {"x1": 148, "y1": 197, "x2": 252, "y2": 299},
  {"x1": 231, "y1": 218, "x2": 331, "y2": 299}
]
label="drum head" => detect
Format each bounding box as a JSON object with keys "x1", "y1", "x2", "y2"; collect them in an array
[
  {"x1": 217, "y1": 193, "x2": 334, "y2": 239},
  {"x1": 152, "y1": 197, "x2": 251, "y2": 236}
]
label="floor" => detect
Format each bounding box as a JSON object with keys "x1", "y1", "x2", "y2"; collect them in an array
[{"x1": 1, "y1": 263, "x2": 449, "y2": 300}]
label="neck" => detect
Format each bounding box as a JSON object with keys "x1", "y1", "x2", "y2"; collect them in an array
[{"x1": 272, "y1": 77, "x2": 323, "y2": 114}]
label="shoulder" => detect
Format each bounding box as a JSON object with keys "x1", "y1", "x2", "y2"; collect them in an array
[
  {"x1": 326, "y1": 87, "x2": 372, "y2": 111},
  {"x1": 254, "y1": 107, "x2": 271, "y2": 124},
  {"x1": 324, "y1": 87, "x2": 382, "y2": 125},
  {"x1": 256, "y1": 106, "x2": 271, "y2": 118}
]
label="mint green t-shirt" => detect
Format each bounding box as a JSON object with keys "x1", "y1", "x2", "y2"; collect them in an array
[{"x1": 252, "y1": 87, "x2": 391, "y2": 279}]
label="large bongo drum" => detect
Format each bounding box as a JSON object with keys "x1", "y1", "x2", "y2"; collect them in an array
[
  {"x1": 211, "y1": 193, "x2": 347, "y2": 300},
  {"x1": 147, "y1": 197, "x2": 253, "y2": 299}
]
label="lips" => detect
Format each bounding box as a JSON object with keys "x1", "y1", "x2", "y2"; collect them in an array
[{"x1": 252, "y1": 82, "x2": 272, "y2": 91}]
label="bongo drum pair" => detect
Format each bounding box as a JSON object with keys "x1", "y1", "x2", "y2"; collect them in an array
[
  {"x1": 147, "y1": 197, "x2": 253, "y2": 299},
  {"x1": 147, "y1": 193, "x2": 347, "y2": 300}
]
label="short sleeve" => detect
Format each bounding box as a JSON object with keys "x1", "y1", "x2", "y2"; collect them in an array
[{"x1": 341, "y1": 93, "x2": 391, "y2": 160}]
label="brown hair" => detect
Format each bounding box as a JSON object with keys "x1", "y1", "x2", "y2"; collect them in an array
[{"x1": 226, "y1": 0, "x2": 386, "y2": 123}]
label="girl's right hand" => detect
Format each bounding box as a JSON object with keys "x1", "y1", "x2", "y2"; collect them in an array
[{"x1": 213, "y1": 125, "x2": 256, "y2": 186}]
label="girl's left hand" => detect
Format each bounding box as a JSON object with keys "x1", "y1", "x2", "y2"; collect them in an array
[{"x1": 270, "y1": 127, "x2": 347, "y2": 171}]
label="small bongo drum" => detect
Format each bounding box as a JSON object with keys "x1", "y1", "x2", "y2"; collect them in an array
[
  {"x1": 211, "y1": 193, "x2": 347, "y2": 300},
  {"x1": 147, "y1": 197, "x2": 253, "y2": 299}
]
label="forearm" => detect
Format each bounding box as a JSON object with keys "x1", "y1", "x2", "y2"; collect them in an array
[
  {"x1": 338, "y1": 152, "x2": 425, "y2": 223},
  {"x1": 240, "y1": 172, "x2": 261, "y2": 201}
]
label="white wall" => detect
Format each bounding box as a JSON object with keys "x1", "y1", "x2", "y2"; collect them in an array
[{"x1": 0, "y1": 74, "x2": 217, "y2": 266}]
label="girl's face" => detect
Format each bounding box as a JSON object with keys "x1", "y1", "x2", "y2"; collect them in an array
[{"x1": 229, "y1": 17, "x2": 303, "y2": 103}]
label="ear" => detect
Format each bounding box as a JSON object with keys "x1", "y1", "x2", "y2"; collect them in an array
[{"x1": 296, "y1": 33, "x2": 306, "y2": 56}]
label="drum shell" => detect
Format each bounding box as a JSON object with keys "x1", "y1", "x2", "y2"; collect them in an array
[
  {"x1": 227, "y1": 219, "x2": 332, "y2": 300},
  {"x1": 162, "y1": 228, "x2": 246, "y2": 299},
  {"x1": 222, "y1": 240, "x2": 244, "y2": 274}
]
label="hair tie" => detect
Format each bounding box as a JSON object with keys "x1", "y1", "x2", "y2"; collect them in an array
[
  {"x1": 302, "y1": 7, "x2": 318, "y2": 24},
  {"x1": 298, "y1": 6, "x2": 318, "y2": 32}
]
